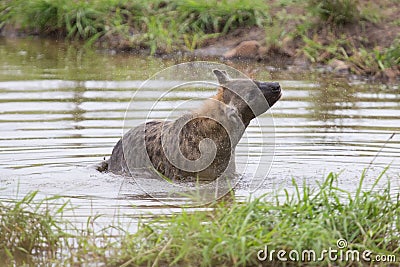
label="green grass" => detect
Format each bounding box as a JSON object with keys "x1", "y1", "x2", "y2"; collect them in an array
[
  {"x1": 307, "y1": 0, "x2": 360, "y2": 25},
  {"x1": 298, "y1": 32, "x2": 400, "y2": 76},
  {"x1": 342, "y1": 38, "x2": 400, "y2": 75},
  {"x1": 0, "y1": 191, "x2": 67, "y2": 264},
  {"x1": 1, "y1": 0, "x2": 107, "y2": 38},
  {"x1": 0, "y1": 0, "x2": 398, "y2": 80},
  {"x1": 300, "y1": 34, "x2": 349, "y2": 63},
  {"x1": 111, "y1": 170, "x2": 399, "y2": 266},
  {"x1": 175, "y1": 0, "x2": 268, "y2": 34},
  {"x1": 1, "y1": 170, "x2": 399, "y2": 266},
  {"x1": 359, "y1": 2, "x2": 383, "y2": 24},
  {"x1": 380, "y1": 39, "x2": 400, "y2": 69},
  {"x1": 0, "y1": 0, "x2": 268, "y2": 54}
]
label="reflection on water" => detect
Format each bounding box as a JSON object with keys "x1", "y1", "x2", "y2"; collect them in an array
[{"x1": 0, "y1": 38, "x2": 399, "y2": 224}]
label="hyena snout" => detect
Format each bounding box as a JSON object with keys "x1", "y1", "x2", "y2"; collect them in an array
[
  {"x1": 258, "y1": 82, "x2": 281, "y2": 93},
  {"x1": 259, "y1": 82, "x2": 281, "y2": 92},
  {"x1": 255, "y1": 81, "x2": 282, "y2": 108}
]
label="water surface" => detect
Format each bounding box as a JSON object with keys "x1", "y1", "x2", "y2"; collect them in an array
[{"x1": 1, "y1": 38, "x2": 399, "y2": 224}]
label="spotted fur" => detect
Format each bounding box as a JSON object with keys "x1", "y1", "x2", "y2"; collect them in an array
[{"x1": 106, "y1": 70, "x2": 281, "y2": 180}]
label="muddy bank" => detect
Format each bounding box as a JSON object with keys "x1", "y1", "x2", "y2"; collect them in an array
[
  {"x1": 190, "y1": 23, "x2": 399, "y2": 82},
  {"x1": 1, "y1": 0, "x2": 399, "y2": 82}
]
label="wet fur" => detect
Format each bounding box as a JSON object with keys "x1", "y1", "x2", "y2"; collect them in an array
[
  {"x1": 104, "y1": 70, "x2": 281, "y2": 180},
  {"x1": 107, "y1": 98, "x2": 241, "y2": 180}
]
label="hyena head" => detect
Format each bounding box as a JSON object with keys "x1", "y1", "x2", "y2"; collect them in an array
[{"x1": 213, "y1": 69, "x2": 282, "y2": 126}]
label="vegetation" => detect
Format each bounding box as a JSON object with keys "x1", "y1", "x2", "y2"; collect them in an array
[
  {"x1": 175, "y1": 0, "x2": 268, "y2": 34},
  {"x1": 0, "y1": 0, "x2": 399, "y2": 79},
  {"x1": 1, "y1": 170, "x2": 399, "y2": 266},
  {"x1": 0, "y1": 192, "x2": 66, "y2": 264},
  {"x1": 271, "y1": 0, "x2": 400, "y2": 80},
  {"x1": 0, "y1": 0, "x2": 268, "y2": 53},
  {"x1": 307, "y1": 0, "x2": 360, "y2": 25}
]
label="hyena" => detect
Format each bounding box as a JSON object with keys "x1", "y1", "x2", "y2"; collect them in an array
[{"x1": 105, "y1": 69, "x2": 282, "y2": 180}]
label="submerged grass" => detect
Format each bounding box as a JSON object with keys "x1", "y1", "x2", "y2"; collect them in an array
[{"x1": 1, "y1": 170, "x2": 399, "y2": 266}]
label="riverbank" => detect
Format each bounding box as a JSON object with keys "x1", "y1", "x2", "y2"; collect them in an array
[
  {"x1": 1, "y1": 171, "x2": 399, "y2": 266},
  {"x1": 0, "y1": 0, "x2": 399, "y2": 82}
]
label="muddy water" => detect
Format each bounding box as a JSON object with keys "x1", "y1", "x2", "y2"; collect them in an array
[{"x1": 1, "y1": 38, "x2": 399, "y2": 225}]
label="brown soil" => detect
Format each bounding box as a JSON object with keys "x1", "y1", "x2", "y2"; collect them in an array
[
  {"x1": 191, "y1": 0, "x2": 400, "y2": 82},
  {"x1": 1, "y1": 0, "x2": 399, "y2": 82}
]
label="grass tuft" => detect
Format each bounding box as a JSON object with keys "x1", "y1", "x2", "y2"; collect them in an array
[
  {"x1": 175, "y1": 0, "x2": 268, "y2": 34},
  {"x1": 0, "y1": 0, "x2": 398, "y2": 80},
  {"x1": 1, "y1": 171, "x2": 399, "y2": 266},
  {"x1": 111, "y1": 170, "x2": 400, "y2": 266},
  {"x1": 0, "y1": 192, "x2": 67, "y2": 264},
  {"x1": 307, "y1": 0, "x2": 360, "y2": 25},
  {"x1": 0, "y1": 0, "x2": 268, "y2": 54}
]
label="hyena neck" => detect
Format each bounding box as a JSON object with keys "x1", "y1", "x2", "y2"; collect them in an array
[
  {"x1": 211, "y1": 87, "x2": 253, "y2": 127},
  {"x1": 185, "y1": 98, "x2": 245, "y2": 148}
]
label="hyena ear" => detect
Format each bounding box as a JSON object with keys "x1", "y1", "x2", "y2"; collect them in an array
[{"x1": 213, "y1": 69, "x2": 230, "y2": 84}]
